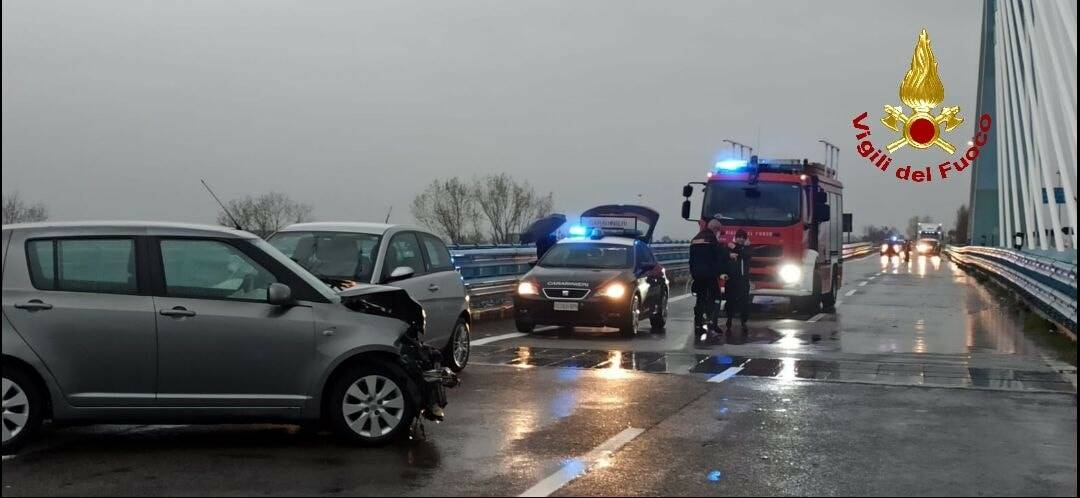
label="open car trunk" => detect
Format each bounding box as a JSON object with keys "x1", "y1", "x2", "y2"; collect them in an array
[{"x1": 580, "y1": 204, "x2": 660, "y2": 243}]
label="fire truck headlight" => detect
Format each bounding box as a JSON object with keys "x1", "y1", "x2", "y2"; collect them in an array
[
  {"x1": 881, "y1": 243, "x2": 889, "y2": 252},
  {"x1": 916, "y1": 242, "x2": 931, "y2": 253},
  {"x1": 893, "y1": 244, "x2": 903, "y2": 252},
  {"x1": 778, "y1": 264, "x2": 802, "y2": 284}
]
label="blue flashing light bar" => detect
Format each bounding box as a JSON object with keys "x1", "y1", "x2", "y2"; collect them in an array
[
  {"x1": 568, "y1": 225, "x2": 588, "y2": 236},
  {"x1": 714, "y1": 159, "x2": 749, "y2": 171}
]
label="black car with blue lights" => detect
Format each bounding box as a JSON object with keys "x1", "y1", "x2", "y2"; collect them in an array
[{"x1": 513, "y1": 205, "x2": 670, "y2": 338}]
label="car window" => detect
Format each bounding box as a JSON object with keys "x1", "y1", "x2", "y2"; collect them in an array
[
  {"x1": 160, "y1": 239, "x2": 278, "y2": 301},
  {"x1": 385, "y1": 232, "x2": 426, "y2": 278},
  {"x1": 419, "y1": 233, "x2": 453, "y2": 272},
  {"x1": 26, "y1": 238, "x2": 138, "y2": 294},
  {"x1": 636, "y1": 243, "x2": 656, "y2": 266},
  {"x1": 268, "y1": 231, "x2": 381, "y2": 284},
  {"x1": 539, "y1": 243, "x2": 632, "y2": 269},
  {"x1": 26, "y1": 240, "x2": 57, "y2": 290}
]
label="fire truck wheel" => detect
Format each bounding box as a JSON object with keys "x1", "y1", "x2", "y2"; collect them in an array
[
  {"x1": 797, "y1": 275, "x2": 822, "y2": 314},
  {"x1": 821, "y1": 271, "x2": 838, "y2": 312}
]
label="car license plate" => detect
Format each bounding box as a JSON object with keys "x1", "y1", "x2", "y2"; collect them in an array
[{"x1": 553, "y1": 301, "x2": 579, "y2": 312}]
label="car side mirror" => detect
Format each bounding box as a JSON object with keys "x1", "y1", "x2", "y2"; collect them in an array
[
  {"x1": 267, "y1": 283, "x2": 293, "y2": 306},
  {"x1": 386, "y1": 266, "x2": 415, "y2": 283}
]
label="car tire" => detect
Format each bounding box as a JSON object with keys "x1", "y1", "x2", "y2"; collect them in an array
[
  {"x1": 327, "y1": 363, "x2": 415, "y2": 446},
  {"x1": 2, "y1": 367, "x2": 44, "y2": 455},
  {"x1": 619, "y1": 294, "x2": 641, "y2": 338},
  {"x1": 443, "y1": 318, "x2": 470, "y2": 373},
  {"x1": 515, "y1": 318, "x2": 535, "y2": 334},
  {"x1": 649, "y1": 291, "x2": 668, "y2": 333}
]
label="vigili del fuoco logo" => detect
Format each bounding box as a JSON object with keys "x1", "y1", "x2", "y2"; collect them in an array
[{"x1": 852, "y1": 29, "x2": 992, "y2": 183}]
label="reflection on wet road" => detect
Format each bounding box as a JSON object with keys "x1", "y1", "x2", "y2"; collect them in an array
[
  {"x1": 473, "y1": 253, "x2": 1070, "y2": 368},
  {"x1": 3, "y1": 253, "x2": 1076, "y2": 496}
]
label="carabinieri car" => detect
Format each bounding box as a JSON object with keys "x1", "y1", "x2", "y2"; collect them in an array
[{"x1": 513, "y1": 205, "x2": 669, "y2": 338}]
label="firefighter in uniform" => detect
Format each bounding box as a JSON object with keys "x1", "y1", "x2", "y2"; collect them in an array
[
  {"x1": 690, "y1": 216, "x2": 729, "y2": 345},
  {"x1": 725, "y1": 229, "x2": 753, "y2": 337}
]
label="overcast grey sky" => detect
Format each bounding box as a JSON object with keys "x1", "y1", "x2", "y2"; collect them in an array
[{"x1": 3, "y1": 0, "x2": 983, "y2": 238}]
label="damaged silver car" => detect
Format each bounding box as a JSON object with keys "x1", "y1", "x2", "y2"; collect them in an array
[{"x1": 1, "y1": 222, "x2": 457, "y2": 454}]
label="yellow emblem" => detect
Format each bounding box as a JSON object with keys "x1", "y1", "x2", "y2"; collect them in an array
[{"x1": 881, "y1": 29, "x2": 963, "y2": 154}]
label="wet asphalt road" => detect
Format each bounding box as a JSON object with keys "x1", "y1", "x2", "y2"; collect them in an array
[{"x1": 3, "y1": 254, "x2": 1077, "y2": 496}]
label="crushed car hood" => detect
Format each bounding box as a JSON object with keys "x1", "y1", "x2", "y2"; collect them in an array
[{"x1": 339, "y1": 284, "x2": 426, "y2": 337}]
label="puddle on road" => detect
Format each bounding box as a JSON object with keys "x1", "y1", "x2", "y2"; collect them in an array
[{"x1": 471, "y1": 345, "x2": 1075, "y2": 393}]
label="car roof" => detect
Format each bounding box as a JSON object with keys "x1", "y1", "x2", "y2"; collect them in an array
[
  {"x1": 1, "y1": 221, "x2": 257, "y2": 239},
  {"x1": 555, "y1": 236, "x2": 637, "y2": 247},
  {"x1": 277, "y1": 222, "x2": 427, "y2": 236}
]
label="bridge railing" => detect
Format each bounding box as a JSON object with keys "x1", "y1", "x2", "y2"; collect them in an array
[
  {"x1": 945, "y1": 246, "x2": 1078, "y2": 334},
  {"x1": 454, "y1": 241, "x2": 874, "y2": 314}
]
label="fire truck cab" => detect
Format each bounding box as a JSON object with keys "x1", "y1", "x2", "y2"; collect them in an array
[{"x1": 681, "y1": 156, "x2": 846, "y2": 313}]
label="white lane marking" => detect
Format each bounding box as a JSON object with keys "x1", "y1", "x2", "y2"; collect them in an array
[
  {"x1": 869, "y1": 275, "x2": 877, "y2": 280},
  {"x1": 471, "y1": 333, "x2": 527, "y2": 346},
  {"x1": 2, "y1": 455, "x2": 17, "y2": 461},
  {"x1": 707, "y1": 367, "x2": 744, "y2": 383},
  {"x1": 835, "y1": 299, "x2": 843, "y2": 306},
  {"x1": 669, "y1": 293, "x2": 693, "y2": 303},
  {"x1": 807, "y1": 313, "x2": 827, "y2": 323},
  {"x1": 858, "y1": 281, "x2": 868, "y2": 287},
  {"x1": 845, "y1": 289, "x2": 858, "y2": 297},
  {"x1": 519, "y1": 427, "x2": 645, "y2": 497}
]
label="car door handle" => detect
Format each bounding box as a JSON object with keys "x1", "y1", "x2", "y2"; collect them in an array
[
  {"x1": 14, "y1": 300, "x2": 53, "y2": 311},
  {"x1": 159, "y1": 307, "x2": 196, "y2": 318},
  {"x1": 427, "y1": 284, "x2": 440, "y2": 292}
]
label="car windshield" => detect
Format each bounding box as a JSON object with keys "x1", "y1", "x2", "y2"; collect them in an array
[
  {"x1": 539, "y1": 243, "x2": 632, "y2": 269},
  {"x1": 704, "y1": 181, "x2": 802, "y2": 227},
  {"x1": 268, "y1": 231, "x2": 382, "y2": 284}
]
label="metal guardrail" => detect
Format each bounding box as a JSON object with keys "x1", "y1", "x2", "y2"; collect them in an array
[
  {"x1": 454, "y1": 241, "x2": 875, "y2": 314},
  {"x1": 945, "y1": 246, "x2": 1078, "y2": 333}
]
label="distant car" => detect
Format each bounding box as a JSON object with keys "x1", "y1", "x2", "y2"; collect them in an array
[
  {"x1": 914, "y1": 238, "x2": 942, "y2": 255},
  {"x1": 2, "y1": 222, "x2": 455, "y2": 454},
  {"x1": 880, "y1": 237, "x2": 911, "y2": 259},
  {"x1": 268, "y1": 223, "x2": 472, "y2": 372},
  {"x1": 513, "y1": 205, "x2": 669, "y2": 338}
]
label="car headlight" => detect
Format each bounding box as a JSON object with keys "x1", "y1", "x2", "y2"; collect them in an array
[
  {"x1": 598, "y1": 282, "x2": 627, "y2": 299},
  {"x1": 517, "y1": 281, "x2": 539, "y2": 296},
  {"x1": 881, "y1": 243, "x2": 889, "y2": 252},
  {"x1": 778, "y1": 264, "x2": 802, "y2": 284},
  {"x1": 893, "y1": 244, "x2": 903, "y2": 252}
]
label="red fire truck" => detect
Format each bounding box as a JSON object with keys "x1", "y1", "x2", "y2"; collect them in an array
[{"x1": 681, "y1": 156, "x2": 848, "y2": 313}]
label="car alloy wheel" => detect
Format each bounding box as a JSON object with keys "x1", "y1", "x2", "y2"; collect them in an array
[
  {"x1": 2, "y1": 377, "x2": 30, "y2": 444},
  {"x1": 451, "y1": 321, "x2": 470, "y2": 371},
  {"x1": 341, "y1": 375, "x2": 405, "y2": 439}
]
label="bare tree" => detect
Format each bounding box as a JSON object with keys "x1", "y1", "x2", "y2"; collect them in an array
[
  {"x1": 952, "y1": 204, "x2": 970, "y2": 245},
  {"x1": 411, "y1": 178, "x2": 483, "y2": 245},
  {"x1": 2, "y1": 191, "x2": 49, "y2": 225},
  {"x1": 473, "y1": 174, "x2": 554, "y2": 244},
  {"x1": 862, "y1": 225, "x2": 897, "y2": 242},
  {"x1": 217, "y1": 191, "x2": 313, "y2": 237}
]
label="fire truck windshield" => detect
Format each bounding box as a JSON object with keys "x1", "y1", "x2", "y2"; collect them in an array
[{"x1": 704, "y1": 181, "x2": 802, "y2": 227}]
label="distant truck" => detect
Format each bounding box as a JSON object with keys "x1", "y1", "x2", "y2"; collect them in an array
[{"x1": 915, "y1": 222, "x2": 944, "y2": 256}]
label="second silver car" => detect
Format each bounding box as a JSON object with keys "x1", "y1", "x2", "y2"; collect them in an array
[{"x1": 269, "y1": 223, "x2": 472, "y2": 372}]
